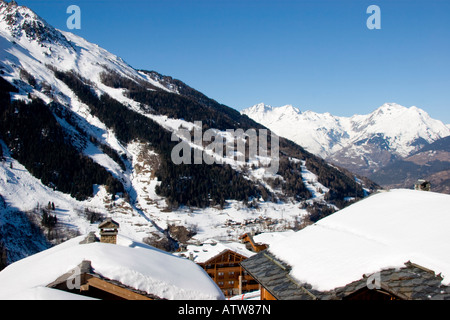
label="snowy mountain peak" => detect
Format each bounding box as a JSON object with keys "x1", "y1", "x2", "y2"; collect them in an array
[
  {"x1": 378, "y1": 102, "x2": 405, "y2": 110},
  {"x1": 372, "y1": 103, "x2": 430, "y2": 119},
  {"x1": 0, "y1": 0, "x2": 17, "y2": 9},
  {"x1": 0, "y1": 0, "x2": 72, "y2": 49},
  {"x1": 242, "y1": 102, "x2": 450, "y2": 173},
  {"x1": 1, "y1": 2, "x2": 45, "y2": 34},
  {"x1": 246, "y1": 103, "x2": 274, "y2": 114},
  {"x1": 245, "y1": 103, "x2": 301, "y2": 116},
  {"x1": 242, "y1": 103, "x2": 303, "y2": 125},
  {"x1": 277, "y1": 104, "x2": 300, "y2": 114},
  {"x1": 363, "y1": 104, "x2": 444, "y2": 143},
  {"x1": 0, "y1": 2, "x2": 174, "y2": 98}
]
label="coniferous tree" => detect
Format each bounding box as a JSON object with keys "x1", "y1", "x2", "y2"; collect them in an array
[{"x1": 0, "y1": 93, "x2": 124, "y2": 201}]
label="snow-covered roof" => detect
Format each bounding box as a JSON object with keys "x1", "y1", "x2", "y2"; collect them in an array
[
  {"x1": 266, "y1": 189, "x2": 450, "y2": 292},
  {"x1": 177, "y1": 239, "x2": 255, "y2": 264},
  {"x1": 252, "y1": 230, "x2": 295, "y2": 247},
  {"x1": 0, "y1": 234, "x2": 225, "y2": 300}
]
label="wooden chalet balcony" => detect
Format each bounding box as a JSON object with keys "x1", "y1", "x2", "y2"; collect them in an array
[{"x1": 198, "y1": 249, "x2": 260, "y2": 297}]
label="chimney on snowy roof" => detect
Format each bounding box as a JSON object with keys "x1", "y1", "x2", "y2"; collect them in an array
[
  {"x1": 98, "y1": 218, "x2": 119, "y2": 244},
  {"x1": 414, "y1": 179, "x2": 431, "y2": 192}
]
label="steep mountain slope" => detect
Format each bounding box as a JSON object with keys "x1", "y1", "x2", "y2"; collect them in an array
[
  {"x1": 0, "y1": 1, "x2": 378, "y2": 265},
  {"x1": 242, "y1": 103, "x2": 450, "y2": 178}
]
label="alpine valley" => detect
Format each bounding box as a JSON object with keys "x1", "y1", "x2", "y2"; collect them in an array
[
  {"x1": 0, "y1": 1, "x2": 381, "y2": 268},
  {"x1": 242, "y1": 103, "x2": 450, "y2": 193}
]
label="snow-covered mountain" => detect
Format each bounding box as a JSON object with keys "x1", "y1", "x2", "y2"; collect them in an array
[
  {"x1": 0, "y1": 1, "x2": 379, "y2": 266},
  {"x1": 242, "y1": 102, "x2": 450, "y2": 177},
  {"x1": 371, "y1": 136, "x2": 450, "y2": 194}
]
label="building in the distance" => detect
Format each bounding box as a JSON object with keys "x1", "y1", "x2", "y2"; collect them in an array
[
  {"x1": 177, "y1": 239, "x2": 259, "y2": 297},
  {"x1": 414, "y1": 179, "x2": 431, "y2": 191}
]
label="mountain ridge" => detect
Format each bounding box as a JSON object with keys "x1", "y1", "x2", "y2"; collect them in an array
[
  {"x1": 242, "y1": 102, "x2": 450, "y2": 180},
  {"x1": 370, "y1": 136, "x2": 450, "y2": 194},
  {"x1": 0, "y1": 1, "x2": 378, "y2": 266}
]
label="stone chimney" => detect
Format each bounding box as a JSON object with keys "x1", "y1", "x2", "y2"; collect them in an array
[
  {"x1": 98, "y1": 218, "x2": 119, "y2": 244},
  {"x1": 414, "y1": 179, "x2": 431, "y2": 191}
]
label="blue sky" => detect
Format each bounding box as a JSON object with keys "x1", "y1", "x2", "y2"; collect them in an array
[{"x1": 17, "y1": 0, "x2": 450, "y2": 123}]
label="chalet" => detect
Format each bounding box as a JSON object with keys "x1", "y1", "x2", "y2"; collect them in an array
[
  {"x1": 0, "y1": 232, "x2": 225, "y2": 300},
  {"x1": 414, "y1": 179, "x2": 431, "y2": 191},
  {"x1": 241, "y1": 189, "x2": 450, "y2": 300},
  {"x1": 177, "y1": 239, "x2": 259, "y2": 297}
]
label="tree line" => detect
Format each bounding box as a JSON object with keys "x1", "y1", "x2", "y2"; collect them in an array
[
  {"x1": 0, "y1": 76, "x2": 123, "y2": 201},
  {"x1": 96, "y1": 69, "x2": 377, "y2": 210},
  {"x1": 52, "y1": 69, "x2": 261, "y2": 208}
]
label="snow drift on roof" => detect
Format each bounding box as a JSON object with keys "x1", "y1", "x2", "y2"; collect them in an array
[
  {"x1": 268, "y1": 189, "x2": 450, "y2": 292},
  {"x1": 0, "y1": 234, "x2": 225, "y2": 300}
]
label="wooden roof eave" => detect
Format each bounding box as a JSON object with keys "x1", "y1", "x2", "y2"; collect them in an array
[
  {"x1": 83, "y1": 275, "x2": 154, "y2": 300},
  {"x1": 47, "y1": 260, "x2": 161, "y2": 300},
  {"x1": 98, "y1": 218, "x2": 120, "y2": 229}
]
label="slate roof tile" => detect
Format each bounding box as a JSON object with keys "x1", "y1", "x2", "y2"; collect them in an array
[{"x1": 241, "y1": 251, "x2": 450, "y2": 300}]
